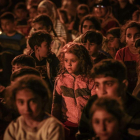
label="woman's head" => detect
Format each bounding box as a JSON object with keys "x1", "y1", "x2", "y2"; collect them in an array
[
  {"x1": 59, "y1": 42, "x2": 92, "y2": 76},
  {"x1": 80, "y1": 14, "x2": 101, "y2": 34},
  {"x1": 90, "y1": 97, "x2": 125, "y2": 140},
  {"x1": 121, "y1": 21, "x2": 140, "y2": 50},
  {"x1": 6, "y1": 75, "x2": 51, "y2": 119}
]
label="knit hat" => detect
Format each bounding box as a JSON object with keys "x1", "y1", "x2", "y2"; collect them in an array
[{"x1": 106, "y1": 27, "x2": 121, "y2": 38}]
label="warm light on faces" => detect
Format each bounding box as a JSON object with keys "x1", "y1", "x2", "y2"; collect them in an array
[
  {"x1": 77, "y1": 9, "x2": 88, "y2": 20},
  {"x1": 94, "y1": 76, "x2": 123, "y2": 98},
  {"x1": 29, "y1": 8, "x2": 37, "y2": 19},
  {"x1": 38, "y1": 7, "x2": 47, "y2": 15},
  {"x1": 33, "y1": 23, "x2": 47, "y2": 32},
  {"x1": 126, "y1": 27, "x2": 140, "y2": 49},
  {"x1": 92, "y1": 109, "x2": 120, "y2": 140},
  {"x1": 16, "y1": 89, "x2": 44, "y2": 120},
  {"x1": 82, "y1": 20, "x2": 95, "y2": 34},
  {"x1": 64, "y1": 53, "x2": 80, "y2": 76},
  {"x1": 15, "y1": 9, "x2": 27, "y2": 20},
  {"x1": 12, "y1": 64, "x2": 23, "y2": 74}
]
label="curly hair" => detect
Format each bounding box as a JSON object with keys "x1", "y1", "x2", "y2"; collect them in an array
[{"x1": 58, "y1": 42, "x2": 92, "y2": 77}]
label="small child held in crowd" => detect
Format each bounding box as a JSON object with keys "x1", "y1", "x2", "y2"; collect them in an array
[
  {"x1": 81, "y1": 30, "x2": 108, "y2": 64},
  {"x1": 11, "y1": 54, "x2": 36, "y2": 73},
  {"x1": 89, "y1": 97, "x2": 128, "y2": 140},
  {"x1": 4, "y1": 75, "x2": 64, "y2": 140},
  {"x1": 51, "y1": 42, "x2": 95, "y2": 140}
]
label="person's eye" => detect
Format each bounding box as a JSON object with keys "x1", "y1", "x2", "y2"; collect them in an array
[
  {"x1": 134, "y1": 34, "x2": 140, "y2": 39},
  {"x1": 17, "y1": 100, "x2": 24, "y2": 105},
  {"x1": 31, "y1": 99, "x2": 38, "y2": 104},
  {"x1": 106, "y1": 119, "x2": 113, "y2": 124},
  {"x1": 71, "y1": 60, "x2": 76, "y2": 62},
  {"x1": 93, "y1": 119, "x2": 100, "y2": 124},
  {"x1": 94, "y1": 83, "x2": 99, "y2": 89},
  {"x1": 89, "y1": 25, "x2": 94, "y2": 29},
  {"x1": 106, "y1": 82, "x2": 113, "y2": 87},
  {"x1": 127, "y1": 34, "x2": 131, "y2": 38},
  {"x1": 90, "y1": 43, "x2": 95, "y2": 46},
  {"x1": 83, "y1": 25, "x2": 87, "y2": 28}
]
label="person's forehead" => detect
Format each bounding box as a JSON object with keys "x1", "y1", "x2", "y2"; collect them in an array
[{"x1": 94, "y1": 75, "x2": 119, "y2": 82}]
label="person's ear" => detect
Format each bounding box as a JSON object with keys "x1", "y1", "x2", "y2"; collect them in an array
[
  {"x1": 34, "y1": 45, "x2": 39, "y2": 52},
  {"x1": 47, "y1": 26, "x2": 52, "y2": 33},
  {"x1": 122, "y1": 79, "x2": 128, "y2": 91}
]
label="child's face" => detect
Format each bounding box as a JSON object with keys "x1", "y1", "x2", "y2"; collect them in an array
[
  {"x1": 82, "y1": 20, "x2": 95, "y2": 34},
  {"x1": 126, "y1": 27, "x2": 140, "y2": 49},
  {"x1": 16, "y1": 88, "x2": 44, "y2": 121},
  {"x1": 77, "y1": 9, "x2": 88, "y2": 20},
  {"x1": 37, "y1": 41, "x2": 51, "y2": 58},
  {"x1": 38, "y1": 7, "x2": 47, "y2": 15},
  {"x1": 84, "y1": 40, "x2": 100, "y2": 56},
  {"x1": 94, "y1": 76, "x2": 126, "y2": 98},
  {"x1": 33, "y1": 23, "x2": 47, "y2": 32},
  {"x1": 29, "y1": 8, "x2": 37, "y2": 19},
  {"x1": 15, "y1": 9, "x2": 27, "y2": 20},
  {"x1": 106, "y1": 34, "x2": 120, "y2": 49},
  {"x1": 92, "y1": 109, "x2": 119, "y2": 140},
  {"x1": 12, "y1": 64, "x2": 23, "y2": 73},
  {"x1": 1, "y1": 19, "x2": 15, "y2": 34},
  {"x1": 64, "y1": 53, "x2": 80, "y2": 76}
]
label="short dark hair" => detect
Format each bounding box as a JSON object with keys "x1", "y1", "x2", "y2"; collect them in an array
[
  {"x1": 90, "y1": 59, "x2": 127, "y2": 82},
  {"x1": 28, "y1": 30, "x2": 52, "y2": 50},
  {"x1": 10, "y1": 66, "x2": 41, "y2": 81},
  {"x1": 15, "y1": 2, "x2": 27, "y2": 11},
  {"x1": 81, "y1": 30, "x2": 103, "y2": 45},
  {"x1": 11, "y1": 54, "x2": 36, "y2": 67},
  {"x1": 80, "y1": 14, "x2": 101, "y2": 33},
  {"x1": 0, "y1": 12, "x2": 15, "y2": 22}
]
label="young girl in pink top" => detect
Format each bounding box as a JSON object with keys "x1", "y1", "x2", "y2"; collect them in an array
[{"x1": 51, "y1": 42, "x2": 95, "y2": 139}]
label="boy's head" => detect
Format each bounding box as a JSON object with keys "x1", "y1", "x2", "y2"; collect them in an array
[
  {"x1": 0, "y1": 12, "x2": 16, "y2": 34},
  {"x1": 14, "y1": 2, "x2": 28, "y2": 20},
  {"x1": 29, "y1": 5, "x2": 38, "y2": 19},
  {"x1": 32, "y1": 14, "x2": 53, "y2": 33},
  {"x1": 90, "y1": 59, "x2": 128, "y2": 98},
  {"x1": 82, "y1": 30, "x2": 103, "y2": 56},
  {"x1": 11, "y1": 54, "x2": 36, "y2": 73},
  {"x1": 28, "y1": 30, "x2": 52, "y2": 59}
]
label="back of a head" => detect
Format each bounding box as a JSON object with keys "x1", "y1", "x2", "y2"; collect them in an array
[
  {"x1": 90, "y1": 59, "x2": 127, "y2": 82},
  {"x1": 80, "y1": 14, "x2": 101, "y2": 33},
  {"x1": 81, "y1": 30, "x2": 103, "y2": 45},
  {"x1": 0, "y1": 12, "x2": 15, "y2": 23},
  {"x1": 11, "y1": 54, "x2": 36, "y2": 68},
  {"x1": 10, "y1": 66, "x2": 41, "y2": 82},
  {"x1": 28, "y1": 30, "x2": 52, "y2": 50}
]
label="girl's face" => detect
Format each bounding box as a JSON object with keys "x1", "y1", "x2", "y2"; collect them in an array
[
  {"x1": 64, "y1": 53, "x2": 80, "y2": 76},
  {"x1": 82, "y1": 20, "x2": 95, "y2": 34},
  {"x1": 16, "y1": 88, "x2": 44, "y2": 121},
  {"x1": 93, "y1": 5, "x2": 107, "y2": 18},
  {"x1": 38, "y1": 7, "x2": 47, "y2": 15},
  {"x1": 126, "y1": 27, "x2": 140, "y2": 49},
  {"x1": 92, "y1": 109, "x2": 119, "y2": 140},
  {"x1": 29, "y1": 8, "x2": 37, "y2": 19}
]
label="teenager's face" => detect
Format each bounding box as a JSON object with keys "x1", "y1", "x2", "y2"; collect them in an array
[
  {"x1": 92, "y1": 109, "x2": 119, "y2": 140},
  {"x1": 64, "y1": 53, "x2": 80, "y2": 76},
  {"x1": 106, "y1": 34, "x2": 120, "y2": 49},
  {"x1": 12, "y1": 64, "x2": 23, "y2": 73},
  {"x1": 94, "y1": 76, "x2": 125, "y2": 98},
  {"x1": 93, "y1": 5, "x2": 107, "y2": 18},
  {"x1": 29, "y1": 8, "x2": 37, "y2": 19},
  {"x1": 1, "y1": 19, "x2": 15, "y2": 34},
  {"x1": 126, "y1": 27, "x2": 140, "y2": 50},
  {"x1": 84, "y1": 40, "x2": 100, "y2": 56},
  {"x1": 16, "y1": 88, "x2": 43, "y2": 120},
  {"x1": 15, "y1": 9, "x2": 27, "y2": 20},
  {"x1": 37, "y1": 41, "x2": 51, "y2": 58},
  {"x1": 33, "y1": 23, "x2": 47, "y2": 32},
  {"x1": 82, "y1": 20, "x2": 95, "y2": 34}
]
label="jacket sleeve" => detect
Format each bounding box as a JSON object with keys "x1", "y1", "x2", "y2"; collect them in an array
[{"x1": 51, "y1": 78, "x2": 62, "y2": 121}]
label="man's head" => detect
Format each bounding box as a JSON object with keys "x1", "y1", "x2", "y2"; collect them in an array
[
  {"x1": 0, "y1": 12, "x2": 16, "y2": 35},
  {"x1": 82, "y1": 30, "x2": 103, "y2": 56},
  {"x1": 11, "y1": 54, "x2": 36, "y2": 73},
  {"x1": 90, "y1": 59, "x2": 128, "y2": 98},
  {"x1": 28, "y1": 30, "x2": 52, "y2": 59}
]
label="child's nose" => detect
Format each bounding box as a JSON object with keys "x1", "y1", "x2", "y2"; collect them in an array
[
  {"x1": 24, "y1": 102, "x2": 31, "y2": 112},
  {"x1": 100, "y1": 121, "x2": 106, "y2": 131}
]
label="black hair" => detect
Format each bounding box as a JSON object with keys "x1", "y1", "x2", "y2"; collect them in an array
[
  {"x1": 28, "y1": 30, "x2": 52, "y2": 50},
  {"x1": 15, "y1": 2, "x2": 27, "y2": 11},
  {"x1": 90, "y1": 59, "x2": 127, "y2": 82},
  {"x1": 0, "y1": 12, "x2": 15, "y2": 23},
  {"x1": 11, "y1": 54, "x2": 36, "y2": 68},
  {"x1": 81, "y1": 30, "x2": 103, "y2": 45}
]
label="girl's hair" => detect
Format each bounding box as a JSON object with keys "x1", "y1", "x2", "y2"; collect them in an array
[
  {"x1": 121, "y1": 21, "x2": 140, "y2": 44},
  {"x1": 32, "y1": 14, "x2": 57, "y2": 37},
  {"x1": 58, "y1": 42, "x2": 92, "y2": 77},
  {"x1": 5, "y1": 75, "x2": 52, "y2": 110},
  {"x1": 80, "y1": 14, "x2": 101, "y2": 33},
  {"x1": 89, "y1": 96, "x2": 125, "y2": 124},
  {"x1": 77, "y1": 4, "x2": 90, "y2": 14}
]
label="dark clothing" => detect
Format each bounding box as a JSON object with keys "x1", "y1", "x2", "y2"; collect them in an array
[
  {"x1": 78, "y1": 93, "x2": 140, "y2": 140},
  {"x1": 112, "y1": 2, "x2": 138, "y2": 25}
]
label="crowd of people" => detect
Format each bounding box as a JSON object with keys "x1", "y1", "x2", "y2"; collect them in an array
[{"x1": 0, "y1": 0, "x2": 140, "y2": 140}]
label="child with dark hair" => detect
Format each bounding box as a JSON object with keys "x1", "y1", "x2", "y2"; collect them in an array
[
  {"x1": 89, "y1": 97, "x2": 127, "y2": 140},
  {"x1": 51, "y1": 42, "x2": 95, "y2": 140},
  {"x1": 0, "y1": 12, "x2": 26, "y2": 86},
  {"x1": 115, "y1": 21, "x2": 140, "y2": 93},
  {"x1": 4, "y1": 75, "x2": 64, "y2": 140},
  {"x1": 11, "y1": 54, "x2": 36, "y2": 73},
  {"x1": 81, "y1": 30, "x2": 108, "y2": 64},
  {"x1": 28, "y1": 30, "x2": 59, "y2": 89},
  {"x1": 78, "y1": 59, "x2": 140, "y2": 140}
]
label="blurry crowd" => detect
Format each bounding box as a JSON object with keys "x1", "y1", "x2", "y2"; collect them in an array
[{"x1": 0, "y1": 0, "x2": 140, "y2": 140}]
